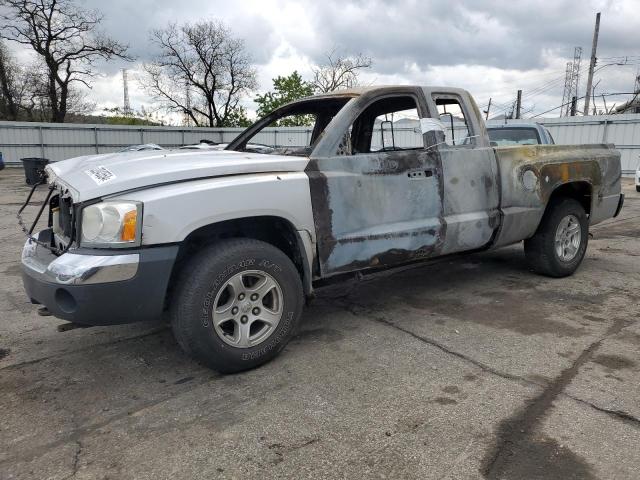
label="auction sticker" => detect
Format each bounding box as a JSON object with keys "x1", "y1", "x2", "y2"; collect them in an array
[{"x1": 85, "y1": 166, "x2": 116, "y2": 185}]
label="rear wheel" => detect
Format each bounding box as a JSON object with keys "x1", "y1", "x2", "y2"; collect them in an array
[
  {"x1": 635, "y1": 185, "x2": 640, "y2": 192},
  {"x1": 170, "y1": 239, "x2": 304, "y2": 373},
  {"x1": 524, "y1": 197, "x2": 588, "y2": 277}
]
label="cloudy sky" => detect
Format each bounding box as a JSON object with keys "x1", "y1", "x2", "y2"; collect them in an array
[{"x1": 6, "y1": 0, "x2": 640, "y2": 123}]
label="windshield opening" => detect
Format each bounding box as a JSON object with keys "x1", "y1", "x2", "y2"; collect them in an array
[{"x1": 227, "y1": 96, "x2": 353, "y2": 156}]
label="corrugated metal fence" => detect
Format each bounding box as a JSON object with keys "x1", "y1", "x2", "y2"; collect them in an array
[
  {"x1": 511, "y1": 115, "x2": 640, "y2": 174},
  {"x1": 1, "y1": 114, "x2": 639, "y2": 173}
]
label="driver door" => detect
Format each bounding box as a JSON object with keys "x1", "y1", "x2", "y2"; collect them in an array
[{"x1": 306, "y1": 89, "x2": 446, "y2": 276}]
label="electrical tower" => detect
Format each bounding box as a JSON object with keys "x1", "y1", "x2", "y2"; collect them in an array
[
  {"x1": 632, "y1": 70, "x2": 640, "y2": 114},
  {"x1": 122, "y1": 69, "x2": 132, "y2": 116},
  {"x1": 561, "y1": 47, "x2": 582, "y2": 116},
  {"x1": 570, "y1": 47, "x2": 582, "y2": 110},
  {"x1": 183, "y1": 81, "x2": 192, "y2": 127},
  {"x1": 561, "y1": 62, "x2": 573, "y2": 116}
]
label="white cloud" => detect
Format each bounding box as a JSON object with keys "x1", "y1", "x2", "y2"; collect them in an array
[{"x1": 3, "y1": 0, "x2": 639, "y2": 123}]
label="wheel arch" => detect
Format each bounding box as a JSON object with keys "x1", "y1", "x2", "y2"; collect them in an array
[
  {"x1": 165, "y1": 216, "x2": 313, "y2": 310},
  {"x1": 545, "y1": 180, "x2": 592, "y2": 216}
]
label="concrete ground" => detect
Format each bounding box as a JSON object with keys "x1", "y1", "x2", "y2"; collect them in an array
[{"x1": 1, "y1": 167, "x2": 639, "y2": 480}]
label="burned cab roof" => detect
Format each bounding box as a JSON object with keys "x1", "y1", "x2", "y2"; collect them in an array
[
  {"x1": 296, "y1": 85, "x2": 473, "y2": 101},
  {"x1": 279, "y1": 85, "x2": 476, "y2": 113}
]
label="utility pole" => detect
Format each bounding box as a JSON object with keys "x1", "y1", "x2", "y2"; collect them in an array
[
  {"x1": 583, "y1": 12, "x2": 601, "y2": 116},
  {"x1": 570, "y1": 96, "x2": 577, "y2": 116},
  {"x1": 515, "y1": 90, "x2": 522, "y2": 119},
  {"x1": 484, "y1": 98, "x2": 492, "y2": 120}
]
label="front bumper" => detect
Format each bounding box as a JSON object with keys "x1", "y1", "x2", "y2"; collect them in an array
[{"x1": 22, "y1": 230, "x2": 179, "y2": 325}]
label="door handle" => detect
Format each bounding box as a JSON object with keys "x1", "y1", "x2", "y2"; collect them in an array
[{"x1": 408, "y1": 169, "x2": 434, "y2": 179}]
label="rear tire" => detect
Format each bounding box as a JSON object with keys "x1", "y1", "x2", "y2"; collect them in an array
[
  {"x1": 524, "y1": 197, "x2": 588, "y2": 277},
  {"x1": 635, "y1": 185, "x2": 640, "y2": 192},
  {"x1": 169, "y1": 239, "x2": 303, "y2": 373}
]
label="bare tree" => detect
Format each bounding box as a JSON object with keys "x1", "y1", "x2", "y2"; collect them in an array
[
  {"x1": 141, "y1": 20, "x2": 257, "y2": 127},
  {"x1": 0, "y1": 40, "x2": 46, "y2": 121},
  {"x1": 0, "y1": 40, "x2": 19, "y2": 119},
  {"x1": 311, "y1": 50, "x2": 372, "y2": 93},
  {"x1": 0, "y1": 0, "x2": 130, "y2": 122}
]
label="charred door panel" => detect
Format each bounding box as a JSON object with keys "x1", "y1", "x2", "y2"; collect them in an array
[
  {"x1": 307, "y1": 149, "x2": 445, "y2": 276},
  {"x1": 438, "y1": 146, "x2": 500, "y2": 255}
]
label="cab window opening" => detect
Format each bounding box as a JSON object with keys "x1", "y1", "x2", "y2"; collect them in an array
[
  {"x1": 341, "y1": 95, "x2": 424, "y2": 155},
  {"x1": 433, "y1": 96, "x2": 473, "y2": 147}
]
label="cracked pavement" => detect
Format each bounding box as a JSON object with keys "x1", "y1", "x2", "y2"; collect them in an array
[{"x1": 1, "y1": 168, "x2": 639, "y2": 479}]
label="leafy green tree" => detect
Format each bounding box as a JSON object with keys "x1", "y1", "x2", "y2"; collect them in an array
[
  {"x1": 254, "y1": 71, "x2": 314, "y2": 126},
  {"x1": 219, "y1": 105, "x2": 252, "y2": 127}
]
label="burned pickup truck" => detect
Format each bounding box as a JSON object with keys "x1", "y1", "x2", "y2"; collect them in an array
[{"x1": 20, "y1": 86, "x2": 623, "y2": 373}]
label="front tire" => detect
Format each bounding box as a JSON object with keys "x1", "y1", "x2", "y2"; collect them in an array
[
  {"x1": 169, "y1": 239, "x2": 304, "y2": 373},
  {"x1": 524, "y1": 197, "x2": 588, "y2": 277},
  {"x1": 635, "y1": 185, "x2": 640, "y2": 192}
]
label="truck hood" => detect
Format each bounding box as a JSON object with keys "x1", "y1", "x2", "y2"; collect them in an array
[{"x1": 46, "y1": 149, "x2": 310, "y2": 202}]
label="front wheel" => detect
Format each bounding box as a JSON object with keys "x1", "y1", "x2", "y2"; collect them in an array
[
  {"x1": 635, "y1": 185, "x2": 640, "y2": 192},
  {"x1": 169, "y1": 239, "x2": 304, "y2": 373},
  {"x1": 524, "y1": 197, "x2": 589, "y2": 277}
]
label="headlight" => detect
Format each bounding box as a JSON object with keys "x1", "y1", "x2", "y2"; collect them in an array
[{"x1": 81, "y1": 201, "x2": 142, "y2": 247}]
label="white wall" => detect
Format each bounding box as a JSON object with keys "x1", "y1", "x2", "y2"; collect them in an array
[{"x1": 1, "y1": 114, "x2": 639, "y2": 173}]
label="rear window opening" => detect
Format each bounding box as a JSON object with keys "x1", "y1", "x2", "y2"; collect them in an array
[
  {"x1": 488, "y1": 127, "x2": 541, "y2": 146},
  {"x1": 433, "y1": 96, "x2": 472, "y2": 146}
]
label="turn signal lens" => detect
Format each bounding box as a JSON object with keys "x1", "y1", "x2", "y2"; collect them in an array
[{"x1": 121, "y1": 209, "x2": 138, "y2": 241}]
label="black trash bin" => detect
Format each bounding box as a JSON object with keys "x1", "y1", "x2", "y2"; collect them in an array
[{"x1": 21, "y1": 157, "x2": 50, "y2": 185}]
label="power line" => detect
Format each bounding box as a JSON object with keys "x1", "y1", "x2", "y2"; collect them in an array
[
  {"x1": 529, "y1": 91, "x2": 638, "y2": 118},
  {"x1": 478, "y1": 67, "x2": 573, "y2": 111},
  {"x1": 516, "y1": 62, "x2": 639, "y2": 117},
  {"x1": 488, "y1": 77, "x2": 567, "y2": 117},
  {"x1": 483, "y1": 59, "x2": 640, "y2": 119},
  {"x1": 486, "y1": 70, "x2": 579, "y2": 114}
]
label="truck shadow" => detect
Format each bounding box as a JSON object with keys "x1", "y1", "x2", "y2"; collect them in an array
[{"x1": 311, "y1": 245, "x2": 607, "y2": 339}]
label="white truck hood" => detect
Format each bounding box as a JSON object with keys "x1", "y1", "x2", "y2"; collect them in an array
[{"x1": 46, "y1": 149, "x2": 310, "y2": 202}]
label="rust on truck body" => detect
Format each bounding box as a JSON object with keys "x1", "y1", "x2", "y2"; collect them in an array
[
  {"x1": 491, "y1": 144, "x2": 621, "y2": 247},
  {"x1": 231, "y1": 85, "x2": 622, "y2": 281},
  {"x1": 306, "y1": 144, "x2": 446, "y2": 275}
]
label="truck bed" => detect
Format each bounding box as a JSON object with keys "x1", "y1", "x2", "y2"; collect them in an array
[{"x1": 492, "y1": 143, "x2": 621, "y2": 248}]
